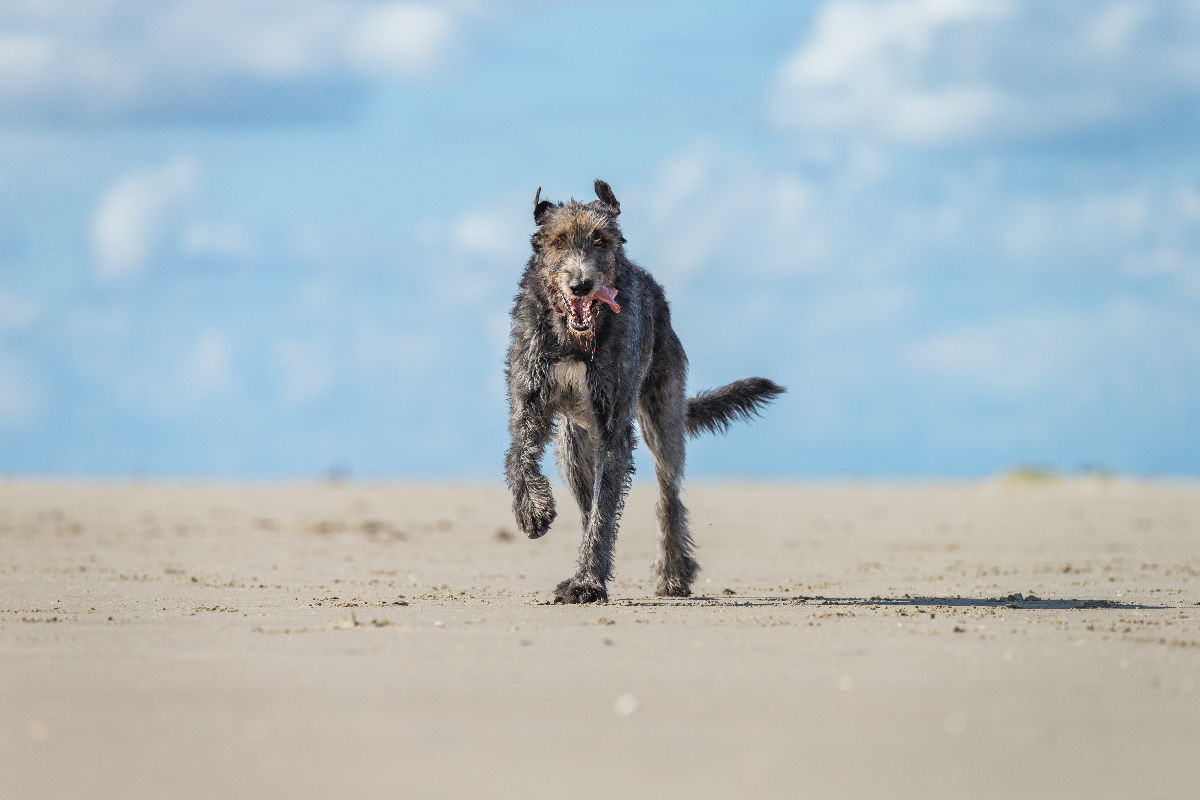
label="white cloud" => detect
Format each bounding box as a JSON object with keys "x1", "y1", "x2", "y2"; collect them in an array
[
  {"x1": 412, "y1": 196, "x2": 531, "y2": 306},
  {"x1": 103, "y1": 330, "x2": 235, "y2": 416},
  {"x1": 0, "y1": 1, "x2": 471, "y2": 123},
  {"x1": 345, "y1": 4, "x2": 456, "y2": 76},
  {"x1": 90, "y1": 155, "x2": 198, "y2": 279},
  {"x1": 997, "y1": 183, "x2": 1200, "y2": 294},
  {"x1": 1086, "y1": 3, "x2": 1147, "y2": 52},
  {"x1": 90, "y1": 329, "x2": 237, "y2": 418},
  {"x1": 999, "y1": 191, "x2": 1152, "y2": 261},
  {"x1": 771, "y1": 0, "x2": 1200, "y2": 145},
  {"x1": 620, "y1": 137, "x2": 1200, "y2": 420},
  {"x1": 625, "y1": 138, "x2": 1200, "y2": 314},
  {"x1": 626, "y1": 143, "x2": 828, "y2": 284},
  {"x1": 620, "y1": 139, "x2": 977, "y2": 286}
]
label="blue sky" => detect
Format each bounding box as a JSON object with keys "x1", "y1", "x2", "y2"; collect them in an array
[{"x1": 1, "y1": 0, "x2": 1198, "y2": 479}]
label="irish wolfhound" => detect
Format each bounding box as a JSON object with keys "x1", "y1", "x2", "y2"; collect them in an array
[{"x1": 504, "y1": 179, "x2": 784, "y2": 603}]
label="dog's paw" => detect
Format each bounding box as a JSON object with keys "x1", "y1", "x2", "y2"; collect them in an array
[
  {"x1": 655, "y1": 581, "x2": 692, "y2": 598},
  {"x1": 553, "y1": 577, "x2": 609, "y2": 604},
  {"x1": 513, "y1": 474, "x2": 556, "y2": 539},
  {"x1": 654, "y1": 556, "x2": 699, "y2": 598}
]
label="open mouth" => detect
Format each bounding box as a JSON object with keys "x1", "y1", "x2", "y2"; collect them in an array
[
  {"x1": 563, "y1": 292, "x2": 596, "y2": 332},
  {"x1": 554, "y1": 286, "x2": 620, "y2": 333}
]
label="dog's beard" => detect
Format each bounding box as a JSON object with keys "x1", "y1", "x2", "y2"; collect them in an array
[
  {"x1": 554, "y1": 291, "x2": 597, "y2": 357},
  {"x1": 547, "y1": 281, "x2": 619, "y2": 358},
  {"x1": 567, "y1": 325, "x2": 596, "y2": 356},
  {"x1": 556, "y1": 292, "x2": 597, "y2": 357}
]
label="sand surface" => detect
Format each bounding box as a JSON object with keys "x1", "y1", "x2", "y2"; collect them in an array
[{"x1": 2, "y1": 479, "x2": 1198, "y2": 799}]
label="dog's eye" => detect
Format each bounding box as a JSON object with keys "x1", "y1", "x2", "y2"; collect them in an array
[
  {"x1": 551, "y1": 234, "x2": 566, "y2": 247},
  {"x1": 592, "y1": 235, "x2": 605, "y2": 247}
]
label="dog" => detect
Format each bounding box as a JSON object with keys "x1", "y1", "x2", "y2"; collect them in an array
[{"x1": 504, "y1": 179, "x2": 784, "y2": 603}]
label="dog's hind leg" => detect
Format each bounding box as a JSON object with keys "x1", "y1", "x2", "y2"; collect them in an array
[
  {"x1": 638, "y1": 349, "x2": 699, "y2": 597},
  {"x1": 554, "y1": 419, "x2": 595, "y2": 527}
]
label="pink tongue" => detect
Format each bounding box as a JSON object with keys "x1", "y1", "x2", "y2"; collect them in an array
[
  {"x1": 593, "y1": 286, "x2": 620, "y2": 314},
  {"x1": 565, "y1": 287, "x2": 622, "y2": 319}
]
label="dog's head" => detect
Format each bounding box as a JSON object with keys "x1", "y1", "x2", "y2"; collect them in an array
[{"x1": 530, "y1": 180, "x2": 625, "y2": 347}]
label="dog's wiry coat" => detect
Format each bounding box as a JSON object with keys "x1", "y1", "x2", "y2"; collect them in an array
[{"x1": 505, "y1": 180, "x2": 784, "y2": 603}]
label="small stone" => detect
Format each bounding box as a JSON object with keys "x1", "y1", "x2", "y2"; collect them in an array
[{"x1": 613, "y1": 693, "x2": 639, "y2": 716}]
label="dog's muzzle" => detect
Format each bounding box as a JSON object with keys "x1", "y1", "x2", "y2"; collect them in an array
[{"x1": 554, "y1": 286, "x2": 620, "y2": 332}]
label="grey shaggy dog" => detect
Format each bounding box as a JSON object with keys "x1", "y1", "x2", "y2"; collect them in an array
[{"x1": 504, "y1": 179, "x2": 785, "y2": 604}]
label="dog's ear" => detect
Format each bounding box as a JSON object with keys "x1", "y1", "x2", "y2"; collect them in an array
[
  {"x1": 593, "y1": 179, "x2": 620, "y2": 216},
  {"x1": 533, "y1": 186, "x2": 554, "y2": 225}
]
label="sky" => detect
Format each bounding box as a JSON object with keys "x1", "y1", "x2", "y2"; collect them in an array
[{"x1": 1, "y1": 0, "x2": 1199, "y2": 480}]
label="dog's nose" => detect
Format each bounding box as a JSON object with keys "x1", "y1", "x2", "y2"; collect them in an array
[{"x1": 568, "y1": 277, "x2": 594, "y2": 296}]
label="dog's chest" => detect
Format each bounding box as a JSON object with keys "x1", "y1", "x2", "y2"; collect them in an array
[{"x1": 548, "y1": 360, "x2": 595, "y2": 429}]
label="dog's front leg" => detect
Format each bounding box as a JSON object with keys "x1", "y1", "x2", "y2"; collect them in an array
[
  {"x1": 504, "y1": 391, "x2": 556, "y2": 539},
  {"x1": 554, "y1": 419, "x2": 635, "y2": 604}
]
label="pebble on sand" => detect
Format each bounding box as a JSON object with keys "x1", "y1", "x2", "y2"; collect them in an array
[{"x1": 613, "y1": 693, "x2": 639, "y2": 716}]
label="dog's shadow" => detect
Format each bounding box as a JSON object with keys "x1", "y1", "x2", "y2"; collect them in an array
[{"x1": 612, "y1": 594, "x2": 1169, "y2": 610}]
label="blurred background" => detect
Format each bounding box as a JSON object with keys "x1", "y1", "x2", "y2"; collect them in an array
[{"x1": 1, "y1": 0, "x2": 1197, "y2": 480}]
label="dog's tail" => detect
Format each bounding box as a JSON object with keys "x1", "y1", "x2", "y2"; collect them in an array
[{"x1": 685, "y1": 378, "x2": 786, "y2": 438}]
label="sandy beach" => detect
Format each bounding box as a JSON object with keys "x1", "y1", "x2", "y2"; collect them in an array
[{"x1": 2, "y1": 479, "x2": 1198, "y2": 799}]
